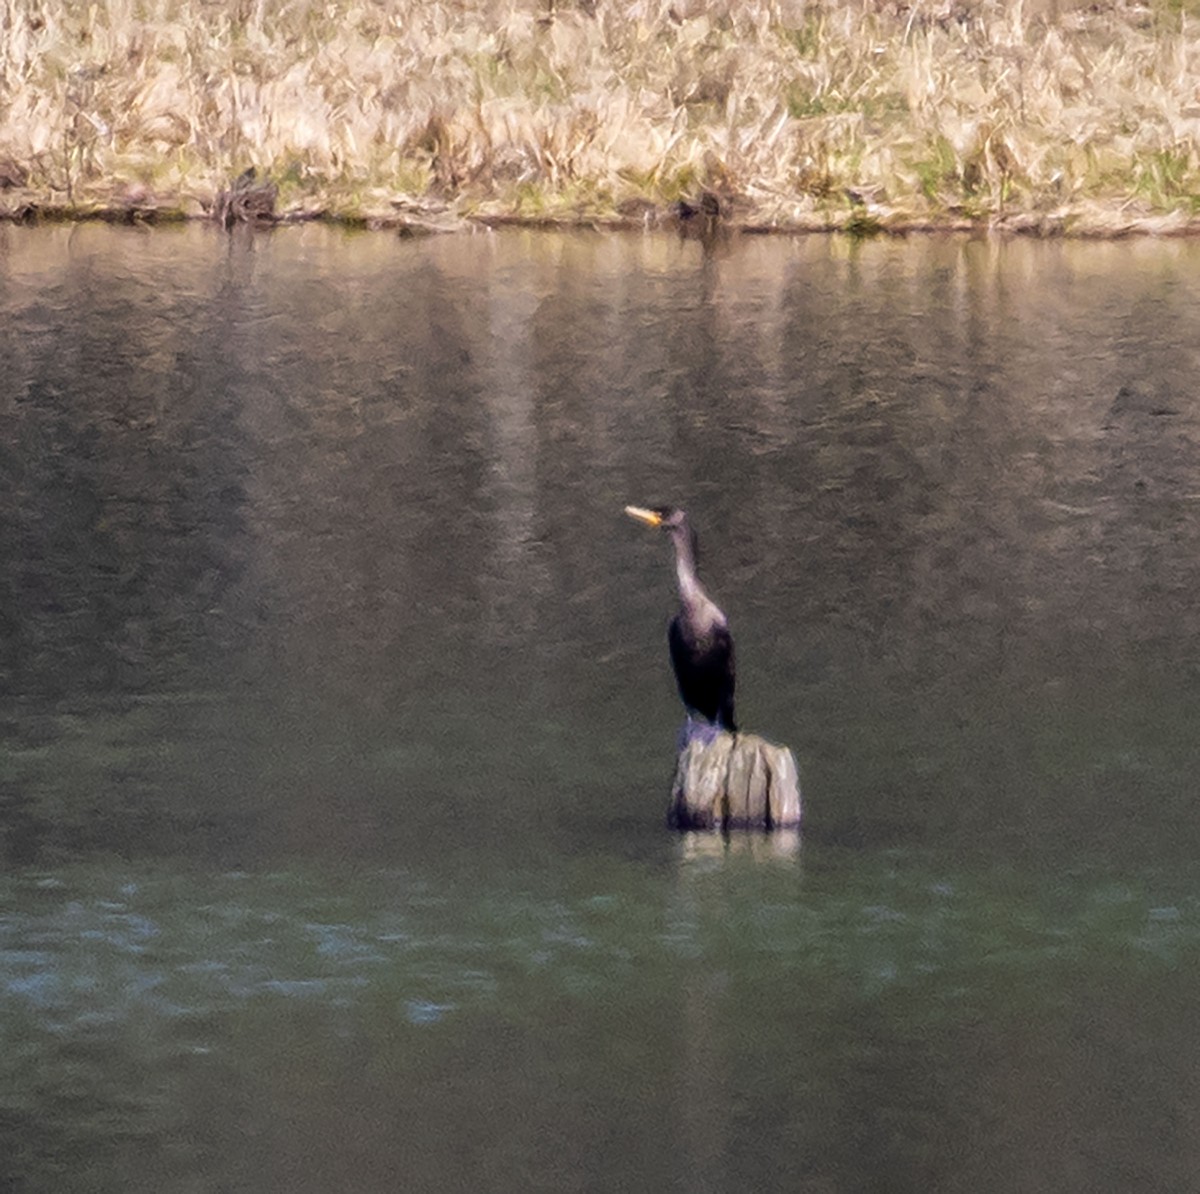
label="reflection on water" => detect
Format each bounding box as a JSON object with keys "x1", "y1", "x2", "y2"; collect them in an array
[
  {"x1": 3, "y1": 226, "x2": 1200, "y2": 867},
  {"x1": 679, "y1": 828, "x2": 802, "y2": 863},
  {"x1": 3, "y1": 225, "x2": 1200, "y2": 1190}
]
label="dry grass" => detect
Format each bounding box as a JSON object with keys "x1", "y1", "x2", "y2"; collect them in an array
[{"x1": 2, "y1": 0, "x2": 1200, "y2": 231}]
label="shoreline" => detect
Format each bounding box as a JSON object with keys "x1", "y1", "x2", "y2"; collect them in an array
[
  {"x1": 4, "y1": 195, "x2": 1199, "y2": 239},
  {"x1": 4, "y1": 0, "x2": 1200, "y2": 240}
]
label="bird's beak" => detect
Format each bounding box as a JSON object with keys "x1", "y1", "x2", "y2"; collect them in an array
[{"x1": 624, "y1": 505, "x2": 663, "y2": 527}]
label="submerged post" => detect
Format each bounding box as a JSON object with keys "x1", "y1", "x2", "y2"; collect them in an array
[{"x1": 669, "y1": 731, "x2": 802, "y2": 831}]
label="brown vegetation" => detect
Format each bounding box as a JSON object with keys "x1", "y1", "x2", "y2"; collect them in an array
[{"x1": 1, "y1": 0, "x2": 1200, "y2": 232}]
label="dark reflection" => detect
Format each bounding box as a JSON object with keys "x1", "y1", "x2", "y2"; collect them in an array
[
  {"x1": 3, "y1": 226, "x2": 1200, "y2": 866},
  {"x1": 4, "y1": 225, "x2": 1200, "y2": 1191},
  {"x1": 3, "y1": 227, "x2": 1200, "y2": 866},
  {"x1": 0, "y1": 233, "x2": 252, "y2": 699}
]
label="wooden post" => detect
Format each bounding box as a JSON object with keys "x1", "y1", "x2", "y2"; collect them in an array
[{"x1": 668, "y1": 732, "x2": 802, "y2": 831}]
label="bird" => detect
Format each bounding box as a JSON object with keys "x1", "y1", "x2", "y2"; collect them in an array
[{"x1": 624, "y1": 505, "x2": 737, "y2": 739}]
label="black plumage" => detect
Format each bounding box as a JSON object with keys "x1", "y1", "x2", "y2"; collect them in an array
[{"x1": 625, "y1": 505, "x2": 737, "y2": 733}]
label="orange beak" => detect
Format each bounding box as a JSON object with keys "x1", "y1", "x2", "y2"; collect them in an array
[{"x1": 624, "y1": 505, "x2": 663, "y2": 527}]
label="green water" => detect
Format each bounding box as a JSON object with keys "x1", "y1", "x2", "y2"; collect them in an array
[
  {"x1": 3, "y1": 851, "x2": 1197, "y2": 1192},
  {"x1": 2, "y1": 225, "x2": 1200, "y2": 1191}
]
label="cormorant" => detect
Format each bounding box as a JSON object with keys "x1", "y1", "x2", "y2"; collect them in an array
[{"x1": 625, "y1": 505, "x2": 737, "y2": 736}]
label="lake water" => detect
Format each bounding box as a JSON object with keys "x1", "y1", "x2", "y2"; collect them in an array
[{"x1": 2, "y1": 223, "x2": 1199, "y2": 1192}]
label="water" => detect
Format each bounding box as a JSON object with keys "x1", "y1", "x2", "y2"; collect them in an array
[{"x1": 2, "y1": 224, "x2": 1200, "y2": 1192}]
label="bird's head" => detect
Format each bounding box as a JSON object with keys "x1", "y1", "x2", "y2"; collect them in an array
[
  {"x1": 624, "y1": 505, "x2": 685, "y2": 531},
  {"x1": 624, "y1": 505, "x2": 699, "y2": 563}
]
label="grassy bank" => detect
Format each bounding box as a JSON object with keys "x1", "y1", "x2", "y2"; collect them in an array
[{"x1": 2, "y1": 0, "x2": 1199, "y2": 233}]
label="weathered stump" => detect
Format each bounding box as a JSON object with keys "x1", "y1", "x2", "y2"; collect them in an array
[{"x1": 669, "y1": 732, "x2": 802, "y2": 831}]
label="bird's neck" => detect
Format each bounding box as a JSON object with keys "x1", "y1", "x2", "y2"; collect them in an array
[
  {"x1": 673, "y1": 532, "x2": 721, "y2": 627},
  {"x1": 675, "y1": 551, "x2": 705, "y2": 608}
]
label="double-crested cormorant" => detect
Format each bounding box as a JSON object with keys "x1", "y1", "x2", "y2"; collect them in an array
[{"x1": 625, "y1": 505, "x2": 737, "y2": 735}]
